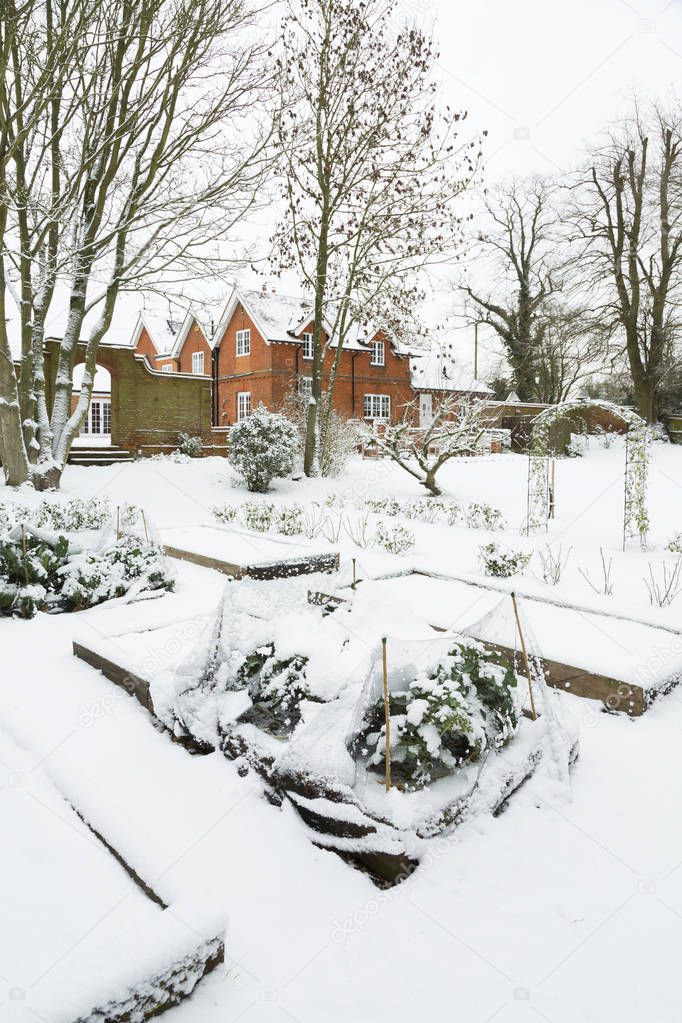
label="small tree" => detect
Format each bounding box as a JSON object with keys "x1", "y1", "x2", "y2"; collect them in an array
[
  {"x1": 369, "y1": 396, "x2": 486, "y2": 496},
  {"x1": 228, "y1": 405, "x2": 299, "y2": 492}
]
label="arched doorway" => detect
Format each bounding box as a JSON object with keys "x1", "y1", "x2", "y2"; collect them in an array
[{"x1": 72, "y1": 363, "x2": 112, "y2": 447}]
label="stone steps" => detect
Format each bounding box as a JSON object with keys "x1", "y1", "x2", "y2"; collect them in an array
[{"x1": 68, "y1": 446, "x2": 134, "y2": 467}]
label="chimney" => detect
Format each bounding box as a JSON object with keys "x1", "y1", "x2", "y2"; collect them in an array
[{"x1": 261, "y1": 283, "x2": 267, "y2": 293}]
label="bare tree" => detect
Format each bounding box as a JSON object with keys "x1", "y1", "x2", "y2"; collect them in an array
[
  {"x1": 0, "y1": 0, "x2": 269, "y2": 489},
  {"x1": 571, "y1": 98, "x2": 682, "y2": 423},
  {"x1": 462, "y1": 178, "x2": 560, "y2": 402},
  {"x1": 368, "y1": 395, "x2": 486, "y2": 496},
  {"x1": 534, "y1": 303, "x2": 604, "y2": 404},
  {"x1": 273, "y1": 0, "x2": 482, "y2": 476}
]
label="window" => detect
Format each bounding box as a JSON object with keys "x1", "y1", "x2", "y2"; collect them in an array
[
  {"x1": 302, "y1": 332, "x2": 313, "y2": 360},
  {"x1": 91, "y1": 401, "x2": 101, "y2": 434},
  {"x1": 192, "y1": 351, "x2": 204, "y2": 375},
  {"x1": 161, "y1": 364, "x2": 173, "y2": 373},
  {"x1": 299, "y1": 376, "x2": 313, "y2": 401},
  {"x1": 370, "y1": 340, "x2": 385, "y2": 366},
  {"x1": 363, "y1": 393, "x2": 390, "y2": 420},
  {"x1": 237, "y1": 391, "x2": 251, "y2": 421},
  {"x1": 236, "y1": 328, "x2": 251, "y2": 356},
  {"x1": 102, "y1": 401, "x2": 112, "y2": 434}
]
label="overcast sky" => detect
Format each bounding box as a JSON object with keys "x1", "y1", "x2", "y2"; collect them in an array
[{"x1": 426, "y1": 0, "x2": 682, "y2": 179}]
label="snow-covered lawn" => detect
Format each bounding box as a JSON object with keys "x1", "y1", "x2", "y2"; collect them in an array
[{"x1": 2, "y1": 440, "x2": 682, "y2": 1022}]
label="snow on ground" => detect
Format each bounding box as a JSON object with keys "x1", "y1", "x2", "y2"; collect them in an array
[{"x1": 2, "y1": 441, "x2": 682, "y2": 1022}]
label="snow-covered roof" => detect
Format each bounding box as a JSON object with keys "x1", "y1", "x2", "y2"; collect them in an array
[
  {"x1": 213, "y1": 285, "x2": 415, "y2": 356},
  {"x1": 410, "y1": 348, "x2": 492, "y2": 395}
]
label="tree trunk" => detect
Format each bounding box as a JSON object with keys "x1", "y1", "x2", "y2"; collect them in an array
[{"x1": 422, "y1": 468, "x2": 442, "y2": 496}]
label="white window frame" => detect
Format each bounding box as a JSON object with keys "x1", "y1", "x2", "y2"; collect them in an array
[
  {"x1": 370, "y1": 340, "x2": 385, "y2": 367},
  {"x1": 299, "y1": 376, "x2": 313, "y2": 401},
  {"x1": 302, "y1": 332, "x2": 313, "y2": 360},
  {"x1": 161, "y1": 364, "x2": 173, "y2": 373},
  {"x1": 237, "y1": 391, "x2": 251, "y2": 421},
  {"x1": 192, "y1": 351, "x2": 204, "y2": 375},
  {"x1": 363, "y1": 393, "x2": 390, "y2": 420},
  {"x1": 236, "y1": 328, "x2": 251, "y2": 357}
]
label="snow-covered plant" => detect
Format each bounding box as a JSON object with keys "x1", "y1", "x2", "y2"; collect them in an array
[
  {"x1": 0, "y1": 497, "x2": 112, "y2": 533},
  {"x1": 318, "y1": 405, "x2": 361, "y2": 477},
  {"x1": 177, "y1": 432, "x2": 203, "y2": 457},
  {"x1": 578, "y1": 547, "x2": 614, "y2": 596},
  {"x1": 374, "y1": 521, "x2": 415, "y2": 555},
  {"x1": 60, "y1": 535, "x2": 174, "y2": 611},
  {"x1": 368, "y1": 396, "x2": 487, "y2": 496},
  {"x1": 566, "y1": 433, "x2": 588, "y2": 458},
  {"x1": 212, "y1": 504, "x2": 240, "y2": 525},
  {"x1": 537, "y1": 544, "x2": 571, "y2": 586},
  {"x1": 465, "y1": 502, "x2": 506, "y2": 531},
  {"x1": 343, "y1": 512, "x2": 372, "y2": 548},
  {"x1": 667, "y1": 533, "x2": 682, "y2": 554},
  {"x1": 0, "y1": 531, "x2": 71, "y2": 618},
  {"x1": 302, "y1": 504, "x2": 327, "y2": 539},
  {"x1": 228, "y1": 404, "x2": 299, "y2": 492},
  {"x1": 235, "y1": 642, "x2": 312, "y2": 736},
  {"x1": 273, "y1": 504, "x2": 305, "y2": 536},
  {"x1": 322, "y1": 513, "x2": 344, "y2": 543},
  {"x1": 644, "y1": 560, "x2": 682, "y2": 607},
  {"x1": 324, "y1": 493, "x2": 347, "y2": 509},
  {"x1": 241, "y1": 501, "x2": 274, "y2": 532},
  {"x1": 479, "y1": 542, "x2": 531, "y2": 578},
  {"x1": 353, "y1": 642, "x2": 519, "y2": 790}
]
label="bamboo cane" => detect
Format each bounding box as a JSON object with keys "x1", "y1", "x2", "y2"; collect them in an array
[
  {"x1": 141, "y1": 510, "x2": 149, "y2": 543},
  {"x1": 116, "y1": 505, "x2": 120, "y2": 540},
  {"x1": 352, "y1": 557, "x2": 357, "y2": 591},
  {"x1": 549, "y1": 459, "x2": 556, "y2": 519},
  {"x1": 511, "y1": 592, "x2": 538, "y2": 720},
  {"x1": 381, "y1": 637, "x2": 391, "y2": 791}
]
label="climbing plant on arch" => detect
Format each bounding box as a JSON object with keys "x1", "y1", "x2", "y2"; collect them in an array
[{"x1": 527, "y1": 400, "x2": 649, "y2": 548}]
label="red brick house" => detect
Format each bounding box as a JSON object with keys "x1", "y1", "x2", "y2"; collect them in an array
[{"x1": 200, "y1": 285, "x2": 417, "y2": 426}]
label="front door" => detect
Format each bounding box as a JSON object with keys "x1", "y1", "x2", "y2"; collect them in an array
[{"x1": 419, "y1": 392, "x2": 433, "y2": 427}]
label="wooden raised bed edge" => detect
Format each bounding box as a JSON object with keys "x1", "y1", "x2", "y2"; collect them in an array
[
  {"x1": 164, "y1": 545, "x2": 339, "y2": 580},
  {"x1": 305, "y1": 589, "x2": 665, "y2": 717}
]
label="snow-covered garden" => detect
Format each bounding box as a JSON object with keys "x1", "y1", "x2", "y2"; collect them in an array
[{"x1": 3, "y1": 435, "x2": 682, "y2": 1022}]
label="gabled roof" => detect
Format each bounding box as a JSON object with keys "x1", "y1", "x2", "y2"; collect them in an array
[{"x1": 213, "y1": 285, "x2": 418, "y2": 356}]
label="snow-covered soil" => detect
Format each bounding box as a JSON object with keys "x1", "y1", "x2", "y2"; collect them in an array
[{"x1": 2, "y1": 441, "x2": 682, "y2": 1022}]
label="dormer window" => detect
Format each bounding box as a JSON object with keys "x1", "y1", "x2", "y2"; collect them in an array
[
  {"x1": 236, "y1": 328, "x2": 251, "y2": 356},
  {"x1": 302, "y1": 332, "x2": 313, "y2": 360},
  {"x1": 370, "y1": 340, "x2": 385, "y2": 366}
]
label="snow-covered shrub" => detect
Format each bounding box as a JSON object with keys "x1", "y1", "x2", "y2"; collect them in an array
[
  {"x1": 353, "y1": 642, "x2": 519, "y2": 790},
  {"x1": 212, "y1": 504, "x2": 240, "y2": 525},
  {"x1": 322, "y1": 513, "x2": 344, "y2": 543},
  {"x1": 229, "y1": 404, "x2": 299, "y2": 492},
  {"x1": 365, "y1": 496, "x2": 402, "y2": 517},
  {"x1": 319, "y1": 406, "x2": 361, "y2": 477},
  {"x1": 60, "y1": 535, "x2": 174, "y2": 611},
  {"x1": 0, "y1": 497, "x2": 112, "y2": 534},
  {"x1": 343, "y1": 512, "x2": 372, "y2": 548},
  {"x1": 465, "y1": 502, "x2": 506, "y2": 531},
  {"x1": 302, "y1": 504, "x2": 327, "y2": 539},
  {"x1": 235, "y1": 642, "x2": 312, "y2": 736},
  {"x1": 566, "y1": 433, "x2": 588, "y2": 458},
  {"x1": 273, "y1": 503, "x2": 305, "y2": 536},
  {"x1": 374, "y1": 521, "x2": 416, "y2": 555},
  {"x1": 644, "y1": 560, "x2": 682, "y2": 608},
  {"x1": 0, "y1": 532, "x2": 71, "y2": 618},
  {"x1": 177, "y1": 432, "x2": 203, "y2": 457},
  {"x1": 667, "y1": 534, "x2": 682, "y2": 554},
  {"x1": 241, "y1": 501, "x2": 275, "y2": 532},
  {"x1": 537, "y1": 544, "x2": 571, "y2": 586},
  {"x1": 479, "y1": 542, "x2": 531, "y2": 578}
]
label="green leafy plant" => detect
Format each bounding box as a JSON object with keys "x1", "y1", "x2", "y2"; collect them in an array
[
  {"x1": 353, "y1": 642, "x2": 518, "y2": 790},
  {"x1": 479, "y1": 542, "x2": 531, "y2": 577}
]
